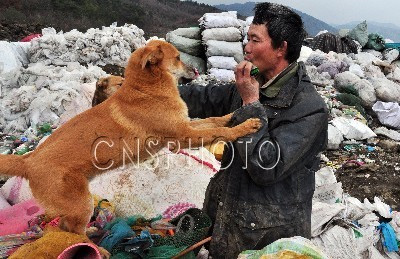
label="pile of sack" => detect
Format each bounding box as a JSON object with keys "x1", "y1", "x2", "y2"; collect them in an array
[
  {"x1": 199, "y1": 11, "x2": 245, "y2": 82},
  {"x1": 166, "y1": 27, "x2": 206, "y2": 74}
]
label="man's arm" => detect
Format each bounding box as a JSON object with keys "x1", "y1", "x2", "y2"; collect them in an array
[
  {"x1": 178, "y1": 83, "x2": 238, "y2": 119},
  {"x1": 231, "y1": 98, "x2": 328, "y2": 186}
]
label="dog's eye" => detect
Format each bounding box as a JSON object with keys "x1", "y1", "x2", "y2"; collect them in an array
[{"x1": 176, "y1": 56, "x2": 180, "y2": 61}]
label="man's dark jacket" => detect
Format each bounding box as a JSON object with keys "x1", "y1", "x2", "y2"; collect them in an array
[{"x1": 179, "y1": 62, "x2": 328, "y2": 258}]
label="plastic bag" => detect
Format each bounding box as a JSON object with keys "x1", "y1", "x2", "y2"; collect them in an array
[
  {"x1": 372, "y1": 101, "x2": 400, "y2": 129},
  {"x1": 348, "y1": 21, "x2": 368, "y2": 47},
  {"x1": 365, "y1": 33, "x2": 385, "y2": 51},
  {"x1": 238, "y1": 236, "x2": 329, "y2": 259}
]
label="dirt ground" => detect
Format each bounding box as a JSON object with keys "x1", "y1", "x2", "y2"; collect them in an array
[
  {"x1": 324, "y1": 135, "x2": 400, "y2": 211},
  {"x1": 0, "y1": 22, "x2": 45, "y2": 41}
]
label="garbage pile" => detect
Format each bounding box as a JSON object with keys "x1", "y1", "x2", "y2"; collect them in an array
[
  {"x1": 299, "y1": 38, "x2": 400, "y2": 150},
  {"x1": 1, "y1": 15, "x2": 400, "y2": 259},
  {"x1": 0, "y1": 23, "x2": 149, "y2": 135},
  {"x1": 0, "y1": 62, "x2": 105, "y2": 133},
  {"x1": 29, "y1": 23, "x2": 146, "y2": 67},
  {"x1": 310, "y1": 165, "x2": 400, "y2": 258}
]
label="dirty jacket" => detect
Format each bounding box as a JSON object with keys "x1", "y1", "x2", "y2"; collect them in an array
[{"x1": 179, "y1": 62, "x2": 328, "y2": 258}]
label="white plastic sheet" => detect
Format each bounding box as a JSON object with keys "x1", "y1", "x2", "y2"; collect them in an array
[
  {"x1": 331, "y1": 117, "x2": 376, "y2": 140},
  {"x1": 0, "y1": 41, "x2": 30, "y2": 74}
]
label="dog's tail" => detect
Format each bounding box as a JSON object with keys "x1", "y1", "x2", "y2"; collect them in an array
[{"x1": 0, "y1": 154, "x2": 28, "y2": 178}]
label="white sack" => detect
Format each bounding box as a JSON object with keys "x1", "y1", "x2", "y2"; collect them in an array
[
  {"x1": 369, "y1": 78, "x2": 400, "y2": 103},
  {"x1": 311, "y1": 202, "x2": 346, "y2": 237},
  {"x1": 207, "y1": 56, "x2": 238, "y2": 70},
  {"x1": 353, "y1": 79, "x2": 377, "y2": 107},
  {"x1": 208, "y1": 68, "x2": 235, "y2": 82},
  {"x1": 372, "y1": 101, "x2": 400, "y2": 129},
  {"x1": 172, "y1": 27, "x2": 201, "y2": 40},
  {"x1": 166, "y1": 32, "x2": 203, "y2": 57},
  {"x1": 315, "y1": 167, "x2": 337, "y2": 188},
  {"x1": 327, "y1": 124, "x2": 344, "y2": 150},
  {"x1": 0, "y1": 62, "x2": 106, "y2": 133},
  {"x1": 199, "y1": 14, "x2": 242, "y2": 29},
  {"x1": 202, "y1": 27, "x2": 242, "y2": 42},
  {"x1": 313, "y1": 182, "x2": 343, "y2": 204},
  {"x1": 180, "y1": 52, "x2": 206, "y2": 75},
  {"x1": 349, "y1": 64, "x2": 365, "y2": 78},
  {"x1": 206, "y1": 40, "x2": 244, "y2": 63},
  {"x1": 298, "y1": 46, "x2": 313, "y2": 63},
  {"x1": 312, "y1": 226, "x2": 359, "y2": 259},
  {"x1": 89, "y1": 147, "x2": 219, "y2": 218}
]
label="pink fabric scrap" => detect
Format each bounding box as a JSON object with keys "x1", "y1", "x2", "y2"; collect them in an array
[
  {"x1": 20, "y1": 33, "x2": 41, "y2": 42},
  {"x1": 0, "y1": 199, "x2": 44, "y2": 236},
  {"x1": 162, "y1": 202, "x2": 197, "y2": 219}
]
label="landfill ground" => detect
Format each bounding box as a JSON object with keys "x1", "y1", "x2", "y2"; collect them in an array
[
  {"x1": 324, "y1": 135, "x2": 400, "y2": 211},
  {"x1": 1, "y1": 133, "x2": 399, "y2": 212}
]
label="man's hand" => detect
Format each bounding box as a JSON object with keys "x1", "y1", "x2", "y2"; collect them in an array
[{"x1": 234, "y1": 61, "x2": 260, "y2": 106}]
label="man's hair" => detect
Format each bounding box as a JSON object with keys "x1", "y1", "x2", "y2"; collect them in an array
[{"x1": 253, "y1": 3, "x2": 306, "y2": 63}]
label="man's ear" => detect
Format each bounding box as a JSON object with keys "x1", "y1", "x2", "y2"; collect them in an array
[
  {"x1": 140, "y1": 46, "x2": 164, "y2": 69},
  {"x1": 278, "y1": 41, "x2": 288, "y2": 58}
]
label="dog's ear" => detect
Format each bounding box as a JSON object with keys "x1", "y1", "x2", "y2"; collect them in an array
[
  {"x1": 140, "y1": 46, "x2": 164, "y2": 69},
  {"x1": 96, "y1": 77, "x2": 109, "y2": 89}
]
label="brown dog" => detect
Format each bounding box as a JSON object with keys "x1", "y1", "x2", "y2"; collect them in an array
[
  {"x1": 0, "y1": 40, "x2": 261, "y2": 236},
  {"x1": 92, "y1": 75, "x2": 124, "y2": 106}
]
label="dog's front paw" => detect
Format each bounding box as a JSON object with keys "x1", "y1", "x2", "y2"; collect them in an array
[{"x1": 241, "y1": 118, "x2": 262, "y2": 134}]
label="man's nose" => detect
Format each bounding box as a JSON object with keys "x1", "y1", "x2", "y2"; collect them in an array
[{"x1": 244, "y1": 43, "x2": 251, "y2": 54}]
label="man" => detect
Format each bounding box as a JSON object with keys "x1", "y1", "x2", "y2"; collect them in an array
[{"x1": 179, "y1": 3, "x2": 328, "y2": 258}]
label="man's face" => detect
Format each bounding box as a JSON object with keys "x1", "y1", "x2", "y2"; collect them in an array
[{"x1": 244, "y1": 24, "x2": 281, "y2": 77}]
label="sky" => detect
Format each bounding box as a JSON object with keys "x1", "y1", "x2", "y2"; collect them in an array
[{"x1": 193, "y1": 0, "x2": 400, "y2": 27}]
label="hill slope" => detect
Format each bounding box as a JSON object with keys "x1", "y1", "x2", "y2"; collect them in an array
[
  {"x1": 0, "y1": 0, "x2": 221, "y2": 38},
  {"x1": 215, "y1": 2, "x2": 337, "y2": 37}
]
